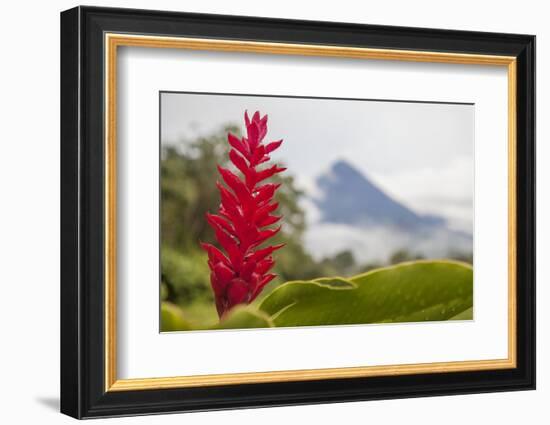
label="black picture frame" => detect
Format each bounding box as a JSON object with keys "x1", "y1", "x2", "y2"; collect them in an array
[{"x1": 60, "y1": 5, "x2": 535, "y2": 419}]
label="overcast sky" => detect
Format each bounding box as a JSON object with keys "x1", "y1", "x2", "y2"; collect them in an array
[{"x1": 160, "y1": 92, "x2": 474, "y2": 233}]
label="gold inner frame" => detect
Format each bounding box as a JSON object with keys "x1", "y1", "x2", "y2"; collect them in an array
[{"x1": 104, "y1": 33, "x2": 517, "y2": 392}]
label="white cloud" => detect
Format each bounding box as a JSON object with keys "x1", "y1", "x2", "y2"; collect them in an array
[
  {"x1": 303, "y1": 222, "x2": 472, "y2": 264},
  {"x1": 370, "y1": 156, "x2": 473, "y2": 232}
]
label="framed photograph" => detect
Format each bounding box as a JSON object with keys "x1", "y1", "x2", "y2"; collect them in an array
[{"x1": 60, "y1": 6, "x2": 535, "y2": 419}]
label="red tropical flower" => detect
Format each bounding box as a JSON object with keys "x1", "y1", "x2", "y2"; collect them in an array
[{"x1": 201, "y1": 111, "x2": 286, "y2": 318}]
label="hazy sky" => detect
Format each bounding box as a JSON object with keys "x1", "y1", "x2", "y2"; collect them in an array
[{"x1": 160, "y1": 92, "x2": 474, "y2": 233}]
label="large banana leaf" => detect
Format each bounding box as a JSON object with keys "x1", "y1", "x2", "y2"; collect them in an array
[{"x1": 259, "y1": 260, "x2": 473, "y2": 327}]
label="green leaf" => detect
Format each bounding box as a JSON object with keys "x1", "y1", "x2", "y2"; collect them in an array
[
  {"x1": 259, "y1": 260, "x2": 473, "y2": 327},
  {"x1": 161, "y1": 302, "x2": 193, "y2": 331},
  {"x1": 450, "y1": 306, "x2": 473, "y2": 320},
  {"x1": 213, "y1": 306, "x2": 274, "y2": 330},
  {"x1": 161, "y1": 303, "x2": 273, "y2": 332},
  {"x1": 313, "y1": 277, "x2": 357, "y2": 289}
]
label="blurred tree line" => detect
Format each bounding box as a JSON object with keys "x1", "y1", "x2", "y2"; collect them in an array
[{"x1": 161, "y1": 125, "x2": 473, "y2": 326}]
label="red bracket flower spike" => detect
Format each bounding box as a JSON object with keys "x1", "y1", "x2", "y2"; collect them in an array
[{"x1": 201, "y1": 111, "x2": 286, "y2": 318}]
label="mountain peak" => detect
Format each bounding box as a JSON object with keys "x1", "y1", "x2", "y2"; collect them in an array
[
  {"x1": 325, "y1": 160, "x2": 379, "y2": 193},
  {"x1": 314, "y1": 160, "x2": 445, "y2": 230},
  {"x1": 331, "y1": 159, "x2": 362, "y2": 177},
  {"x1": 332, "y1": 159, "x2": 355, "y2": 171}
]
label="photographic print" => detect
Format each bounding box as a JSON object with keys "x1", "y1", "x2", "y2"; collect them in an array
[{"x1": 160, "y1": 92, "x2": 474, "y2": 332}]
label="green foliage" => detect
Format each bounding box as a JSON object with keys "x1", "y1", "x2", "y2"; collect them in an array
[
  {"x1": 161, "y1": 128, "x2": 235, "y2": 251},
  {"x1": 313, "y1": 277, "x2": 356, "y2": 289},
  {"x1": 161, "y1": 302, "x2": 272, "y2": 331},
  {"x1": 161, "y1": 247, "x2": 212, "y2": 306},
  {"x1": 213, "y1": 307, "x2": 273, "y2": 330},
  {"x1": 268, "y1": 238, "x2": 337, "y2": 284},
  {"x1": 161, "y1": 302, "x2": 192, "y2": 332},
  {"x1": 389, "y1": 249, "x2": 424, "y2": 265},
  {"x1": 450, "y1": 306, "x2": 473, "y2": 320},
  {"x1": 319, "y1": 250, "x2": 356, "y2": 275},
  {"x1": 447, "y1": 250, "x2": 474, "y2": 264},
  {"x1": 259, "y1": 260, "x2": 473, "y2": 327}
]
